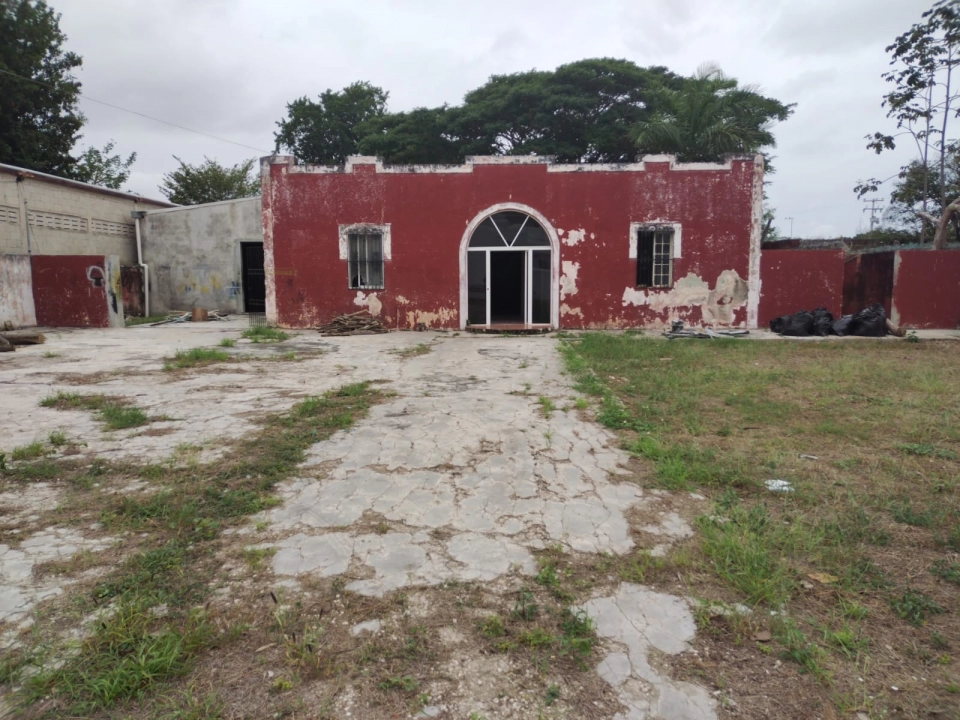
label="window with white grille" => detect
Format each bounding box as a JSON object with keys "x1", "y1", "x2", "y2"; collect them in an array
[
  {"x1": 0, "y1": 205, "x2": 19, "y2": 224},
  {"x1": 348, "y1": 233, "x2": 384, "y2": 289},
  {"x1": 28, "y1": 210, "x2": 88, "y2": 233},
  {"x1": 636, "y1": 227, "x2": 674, "y2": 287},
  {"x1": 91, "y1": 219, "x2": 135, "y2": 238}
]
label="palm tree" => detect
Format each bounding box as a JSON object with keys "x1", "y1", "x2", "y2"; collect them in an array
[{"x1": 634, "y1": 64, "x2": 793, "y2": 163}]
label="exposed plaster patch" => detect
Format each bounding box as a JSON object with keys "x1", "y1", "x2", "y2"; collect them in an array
[
  {"x1": 621, "y1": 270, "x2": 748, "y2": 325},
  {"x1": 405, "y1": 308, "x2": 455, "y2": 329},
  {"x1": 560, "y1": 303, "x2": 583, "y2": 318},
  {"x1": 353, "y1": 291, "x2": 383, "y2": 316},
  {"x1": 560, "y1": 261, "x2": 580, "y2": 300},
  {"x1": 563, "y1": 229, "x2": 586, "y2": 247},
  {"x1": 396, "y1": 295, "x2": 410, "y2": 305}
]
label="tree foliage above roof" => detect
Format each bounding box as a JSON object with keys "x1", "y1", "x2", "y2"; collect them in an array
[
  {"x1": 159, "y1": 156, "x2": 259, "y2": 205},
  {"x1": 275, "y1": 58, "x2": 792, "y2": 167}
]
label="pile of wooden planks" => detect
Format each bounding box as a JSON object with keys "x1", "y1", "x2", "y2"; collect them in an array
[
  {"x1": 0, "y1": 332, "x2": 46, "y2": 352},
  {"x1": 316, "y1": 311, "x2": 388, "y2": 336}
]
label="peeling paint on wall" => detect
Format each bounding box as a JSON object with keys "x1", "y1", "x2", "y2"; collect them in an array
[
  {"x1": 353, "y1": 290, "x2": 383, "y2": 316},
  {"x1": 404, "y1": 307, "x2": 456, "y2": 328},
  {"x1": 0, "y1": 254, "x2": 37, "y2": 327},
  {"x1": 560, "y1": 261, "x2": 580, "y2": 300},
  {"x1": 621, "y1": 270, "x2": 748, "y2": 325},
  {"x1": 563, "y1": 229, "x2": 586, "y2": 247},
  {"x1": 560, "y1": 303, "x2": 583, "y2": 318}
]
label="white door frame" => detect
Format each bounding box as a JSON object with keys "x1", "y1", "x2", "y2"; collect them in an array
[{"x1": 459, "y1": 203, "x2": 560, "y2": 329}]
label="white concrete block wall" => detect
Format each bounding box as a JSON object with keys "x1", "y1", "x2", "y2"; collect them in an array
[{"x1": 0, "y1": 170, "x2": 170, "y2": 262}]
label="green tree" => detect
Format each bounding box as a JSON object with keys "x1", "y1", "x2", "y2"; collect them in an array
[
  {"x1": 451, "y1": 58, "x2": 685, "y2": 162},
  {"x1": 633, "y1": 64, "x2": 794, "y2": 163},
  {"x1": 73, "y1": 139, "x2": 136, "y2": 189},
  {"x1": 357, "y1": 106, "x2": 462, "y2": 164},
  {"x1": 275, "y1": 81, "x2": 388, "y2": 165},
  {"x1": 857, "y1": 0, "x2": 960, "y2": 248},
  {"x1": 159, "y1": 156, "x2": 259, "y2": 205},
  {"x1": 0, "y1": 0, "x2": 84, "y2": 176}
]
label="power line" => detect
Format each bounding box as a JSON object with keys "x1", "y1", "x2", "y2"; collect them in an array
[{"x1": 0, "y1": 67, "x2": 272, "y2": 154}]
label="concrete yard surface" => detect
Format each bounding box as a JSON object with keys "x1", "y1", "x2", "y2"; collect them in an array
[{"x1": 0, "y1": 321, "x2": 716, "y2": 719}]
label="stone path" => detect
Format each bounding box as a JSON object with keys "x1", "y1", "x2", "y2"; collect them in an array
[{"x1": 256, "y1": 335, "x2": 715, "y2": 718}]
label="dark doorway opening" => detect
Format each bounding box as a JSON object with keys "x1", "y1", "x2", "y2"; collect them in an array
[
  {"x1": 241, "y1": 242, "x2": 266, "y2": 313},
  {"x1": 490, "y1": 252, "x2": 525, "y2": 324}
]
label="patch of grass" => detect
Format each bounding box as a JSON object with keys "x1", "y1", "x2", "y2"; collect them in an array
[
  {"x1": 23, "y1": 603, "x2": 217, "y2": 715},
  {"x1": 897, "y1": 443, "x2": 957, "y2": 460},
  {"x1": 101, "y1": 404, "x2": 148, "y2": 430},
  {"x1": 772, "y1": 616, "x2": 829, "y2": 682},
  {"x1": 479, "y1": 615, "x2": 506, "y2": 638},
  {"x1": 39, "y1": 391, "x2": 150, "y2": 430},
  {"x1": 241, "y1": 326, "x2": 290, "y2": 343},
  {"x1": 164, "y1": 347, "x2": 232, "y2": 370},
  {"x1": 393, "y1": 343, "x2": 432, "y2": 359},
  {"x1": 378, "y1": 675, "x2": 418, "y2": 693},
  {"x1": 242, "y1": 546, "x2": 277, "y2": 570},
  {"x1": 11, "y1": 441, "x2": 48, "y2": 461},
  {"x1": 42, "y1": 351, "x2": 61, "y2": 358},
  {"x1": 47, "y1": 429, "x2": 68, "y2": 447},
  {"x1": 538, "y1": 396, "x2": 556, "y2": 418},
  {"x1": 931, "y1": 559, "x2": 960, "y2": 585},
  {"x1": 218, "y1": 338, "x2": 236, "y2": 348},
  {"x1": 890, "y1": 588, "x2": 944, "y2": 627},
  {"x1": 696, "y1": 504, "x2": 797, "y2": 607},
  {"x1": 559, "y1": 333, "x2": 960, "y2": 709}
]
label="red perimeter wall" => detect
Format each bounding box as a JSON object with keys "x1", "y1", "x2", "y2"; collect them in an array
[
  {"x1": 758, "y1": 249, "x2": 845, "y2": 327},
  {"x1": 893, "y1": 249, "x2": 960, "y2": 328},
  {"x1": 31, "y1": 255, "x2": 114, "y2": 327},
  {"x1": 263, "y1": 155, "x2": 762, "y2": 329}
]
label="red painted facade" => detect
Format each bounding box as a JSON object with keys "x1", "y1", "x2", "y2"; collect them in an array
[
  {"x1": 758, "y1": 249, "x2": 845, "y2": 326},
  {"x1": 262, "y1": 155, "x2": 763, "y2": 329},
  {"x1": 31, "y1": 255, "x2": 118, "y2": 328},
  {"x1": 892, "y1": 249, "x2": 960, "y2": 328}
]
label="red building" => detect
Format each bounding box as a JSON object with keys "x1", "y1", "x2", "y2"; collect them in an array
[{"x1": 261, "y1": 154, "x2": 764, "y2": 330}]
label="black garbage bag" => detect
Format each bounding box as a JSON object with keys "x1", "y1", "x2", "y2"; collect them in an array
[
  {"x1": 770, "y1": 315, "x2": 787, "y2": 334},
  {"x1": 780, "y1": 310, "x2": 815, "y2": 336},
  {"x1": 831, "y1": 315, "x2": 854, "y2": 336},
  {"x1": 849, "y1": 303, "x2": 887, "y2": 337},
  {"x1": 811, "y1": 307, "x2": 834, "y2": 337}
]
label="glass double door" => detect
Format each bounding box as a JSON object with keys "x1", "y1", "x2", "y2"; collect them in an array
[{"x1": 467, "y1": 248, "x2": 551, "y2": 326}]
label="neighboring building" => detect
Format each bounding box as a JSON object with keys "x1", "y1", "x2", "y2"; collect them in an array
[
  {"x1": 141, "y1": 196, "x2": 263, "y2": 315},
  {"x1": 0, "y1": 163, "x2": 173, "y2": 328},
  {"x1": 0, "y1": 163, "x2": 174, "y2": 262},
  {"x1": 261, "y1": 154, "x2": 763, "y2": 330}
]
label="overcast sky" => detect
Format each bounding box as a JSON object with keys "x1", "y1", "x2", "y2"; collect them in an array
[{"x1": 52, "y1": 0, "x2": 928, "y2": 238}]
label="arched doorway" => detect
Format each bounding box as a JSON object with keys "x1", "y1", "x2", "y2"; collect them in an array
[{"x1": 459, "y1": 205, "x2": 559, "y2": 329}]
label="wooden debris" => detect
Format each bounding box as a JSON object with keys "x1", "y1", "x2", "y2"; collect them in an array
[
  {"x1": 0, "y1": 332, "x2": 45, "y2": 346},
  {"x1": 0, "y1": 335, "x2": 12, "y2": 352},
  {"x1": 316, "y1": 310, "x2": 388, "y2": 336}
]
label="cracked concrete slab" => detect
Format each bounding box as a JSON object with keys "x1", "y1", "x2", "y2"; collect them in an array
[
  {"x1": 582, "y1": 583, "x2": 716, "y2": 719},
  {"x1": 0, "y1": 527, "x2": 114, "y2": 647},
  {"x1": 258, "y1": 334, "x2": 692, "y2": 595}
]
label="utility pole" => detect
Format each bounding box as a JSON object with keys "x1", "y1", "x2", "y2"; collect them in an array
[
  {"x1": 785, "y1": 217, "x2": 794, "y2": 237},
  {"x1": 863, "y1": 198, "x2": 884, "y2": 232}
]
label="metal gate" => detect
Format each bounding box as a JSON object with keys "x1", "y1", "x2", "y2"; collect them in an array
[{"x1": 241, "y1": 242, "x2": 266, "y2": 313}]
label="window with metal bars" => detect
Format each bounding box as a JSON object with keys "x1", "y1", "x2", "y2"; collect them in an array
[
  {"x1": 347, "y1": 232, "x2": 384, "y2": 289},
  {"x1": 636, "y1": 228, "x2": 673, "y2": 287}
]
